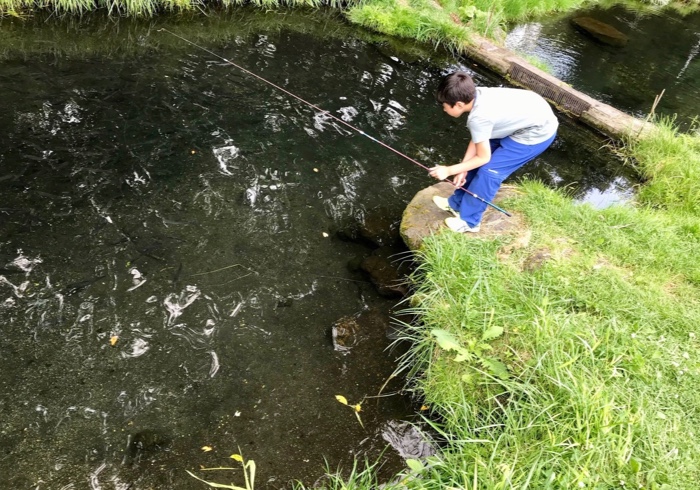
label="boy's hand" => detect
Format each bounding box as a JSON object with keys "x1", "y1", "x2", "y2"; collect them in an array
[
  {"x1": 452, "y1": 171, "x2": 468, "y2": 188},
  {"x1": 429, "y1": 165, "x2": 451, "y2": 181}
]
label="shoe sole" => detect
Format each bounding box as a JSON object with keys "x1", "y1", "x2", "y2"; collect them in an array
[
  {"x1": 432, "y1": 196, "x2": 459, "y2": 217},
  {"x1": 445, "y1": 217, "x2": 480, "y2": 233}
]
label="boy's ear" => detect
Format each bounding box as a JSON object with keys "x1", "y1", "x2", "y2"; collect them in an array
[{"x1": 454, "y1": 101, "x2": 470, "y2": 113}]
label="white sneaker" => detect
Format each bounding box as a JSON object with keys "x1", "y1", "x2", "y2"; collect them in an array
[
  {"x1": 432, "y1": 196, "x2": 458, "y2": 216},
  {"x1": 445, "y1": 217, "x2": 480, "y2": 233}
]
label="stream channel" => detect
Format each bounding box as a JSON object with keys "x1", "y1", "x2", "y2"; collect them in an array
[
  {"x1": 0, "y1": 8, "x2": 649, "y2": 490},
  {"x1": 506, "y1": 4, "x2": 700, "y2": 132}
]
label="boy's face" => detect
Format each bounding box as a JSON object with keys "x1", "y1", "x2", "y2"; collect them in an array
[{"x1": 442, "y1": 101, "x2": 469, "y2": 118}]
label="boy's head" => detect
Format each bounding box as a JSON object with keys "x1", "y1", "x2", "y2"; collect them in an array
[{"x1": 436, "y1": 71, "x2": 476, "y2": 114}]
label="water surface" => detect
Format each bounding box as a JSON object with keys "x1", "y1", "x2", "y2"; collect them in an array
[{"x1": 0, "y1": 10, "x2": 637, "y2": 489}]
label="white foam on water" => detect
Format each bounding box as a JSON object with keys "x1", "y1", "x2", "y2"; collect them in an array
[
  {"x1": 212, "y1": 140, "x2": 240, "y2": 176},
  {"x1": 163, "y1": 285, "x2": 201, "y2": 326}
]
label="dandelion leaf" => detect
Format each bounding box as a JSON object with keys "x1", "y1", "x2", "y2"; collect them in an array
[
  {"x1": 453, "y1": 351, "x2": 472, "y2": 363},
  {"x1": 482, "y1": 325, "x2": 504, "y2": 341},
  {"x1": 431, "y1": 329, "x2": 462, "y2": 352},
  {"x1": 480, "y1": 357, "x2": 509, "y2": 380},
  {"x1": 406, "y1": 458, "x2": 424, "y2": 473}
]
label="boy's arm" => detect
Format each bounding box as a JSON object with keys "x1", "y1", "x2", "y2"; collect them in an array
[{"x1": 429, "y1": 140, "x2": 491, "y2": 181}]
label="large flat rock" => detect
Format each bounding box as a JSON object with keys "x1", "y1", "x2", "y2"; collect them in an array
[
  {"x1": 400, "y1": 182, "x2": 527, "y2": 251},
  {"x1": 571, "y1": 17, "x2": 628, "y2": 47}
]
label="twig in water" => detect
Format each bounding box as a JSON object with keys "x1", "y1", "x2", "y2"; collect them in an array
[
  {"x1": 317, "y1": 275, "x2": 370, "y2": 284},
  {"x1": 189, "y1": 264, "x2": 246, "y2": 277},
  {"x1": 209, "y1": 273, "x2": 253, "y2": 287}
]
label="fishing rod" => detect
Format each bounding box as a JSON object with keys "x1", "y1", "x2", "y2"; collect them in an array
[{"x1": 158, "y1": 28, "x2": 511, "y2": 218}]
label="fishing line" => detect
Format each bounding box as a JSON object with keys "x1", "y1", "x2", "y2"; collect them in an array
[{"x1": 158, "y1": 28, "x2": 511, "y2": 217}]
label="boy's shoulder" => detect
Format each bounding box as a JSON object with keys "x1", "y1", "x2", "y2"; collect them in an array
[
  {"x1": 478, "y1": 87, "x2": 533, "y2": 99},
  {"x1": 473, "y1": 87, "x2": 544, "y2": 112}
]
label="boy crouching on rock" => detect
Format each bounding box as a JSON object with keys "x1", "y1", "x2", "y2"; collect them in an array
[{"x1": 429, "y1": 71, "x2": 558, "y2": 233}]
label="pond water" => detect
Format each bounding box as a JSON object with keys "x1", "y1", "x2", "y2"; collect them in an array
[
  {"x1": 0, "y1": 10, "x2": 636, "y2": 490},
  {"x1": 506, "y1": 4, "x2": 700, "y2": 132}
]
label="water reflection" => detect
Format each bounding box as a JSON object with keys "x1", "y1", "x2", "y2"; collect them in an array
[{"x1": 506, "y1": 5, "x2": 700, "y2": 130}]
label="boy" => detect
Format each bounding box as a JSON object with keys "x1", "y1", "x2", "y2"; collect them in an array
[{"x1": 429, "y1": 71, "x2": 558, "y2": 233}]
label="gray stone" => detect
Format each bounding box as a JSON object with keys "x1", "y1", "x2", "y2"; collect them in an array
[
  {"x1": 400, "y1": 182, "x2": 526, "y2": 251},
  {"x1": 523, "y1": 248, "x2": 553, "y2": 272}
]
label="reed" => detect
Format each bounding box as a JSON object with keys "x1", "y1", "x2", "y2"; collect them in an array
[
  {"x1": 0, "y1": 0, "x2": 353, "y2": 16},
  {"x1": 3, "y1": 0, "x2": 698, "y2": 21}
]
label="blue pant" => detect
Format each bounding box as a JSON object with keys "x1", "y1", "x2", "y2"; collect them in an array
[{"x1": 448, "y1": 133, "x2": 556, "y2": 227}]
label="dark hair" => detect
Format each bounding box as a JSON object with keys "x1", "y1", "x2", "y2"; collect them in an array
[{"x1": 436, "y1": 71, "x2": 476, "y2": 106}]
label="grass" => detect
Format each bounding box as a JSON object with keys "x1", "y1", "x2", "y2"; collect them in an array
[
  {"x1": 355, "y1": 120, "x2": 700, "y2": 489},
  {"x1": 0, "y1": 0, "x2": 352, "y2": 17},
  {"x1": 346, "y1": 0, "x2": 700, "y2": 50},
  {"x1": 625, "y1": 118, "x2": 700, "y2": 215},
  {"x1": 518, "y1": 52, "x2": 553, "y2": 74},
  {"x1": 293, "y1": 459, "x2": 387, "y2": 490},
  {"x1": 2, "y1": 0, "x2": 699, "y2": 27}
]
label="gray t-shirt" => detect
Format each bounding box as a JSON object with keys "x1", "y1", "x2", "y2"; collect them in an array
[{"x1": 467, "y1": 87, "x2": 558, "y2": 145}]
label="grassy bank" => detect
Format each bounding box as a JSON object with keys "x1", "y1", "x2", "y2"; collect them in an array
[
  {"x1": 347, "y1": 0, "x2": 700, "y2": 48},
  {"x1": 1, "y1": 0, "x2": 699, "y2": 28},
  {"x1": 294, "y1": 121, "x2": 700, "y2": 490}
]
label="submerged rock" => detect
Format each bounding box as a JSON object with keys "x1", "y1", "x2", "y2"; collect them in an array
[
  {"x1": 360, "y1": 246, "x2": 412, "y2": 297},
  {"x1": 381, "y1": 420, "x2": 436, "y2": 459},
  {"x1": 336, "y1": 207, "x2": 402, "y2": 248},
  {"x1": 331, "y1": 308, "x2": 392, "y2": 354},
  {"x1": 332, "y1": 316, "x2": 361, "y2": 354},
  {"x1": 123, "y1": 429, "x2": 171, "y2": 465},
  {"x1": 359, "y1": 208, "x2": 402, "y2": 248},
  {"x1": 571, "y1": 17, "x2": 628, "y2": 47}
]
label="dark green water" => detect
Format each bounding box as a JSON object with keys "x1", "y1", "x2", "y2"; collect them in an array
[
  {"x1": 0, "y1": 10, "x2": 635, "y2": 490},
  {"x1": 506, "y1": 5, "x2": 700, "y2": 132}
]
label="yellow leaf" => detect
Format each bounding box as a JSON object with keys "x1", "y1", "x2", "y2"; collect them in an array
[
  {"x1": 110, "y1": 336, "x2": 119, "y2": 346},
  {"x1": 201, "y1": 446, "x2": 213, "y2": 452},
  {"x1": 353, "y1": 404, "x2": 362, "y2": 413},
  {"x1": 230, "y1": 454, "x2": 243, "y2": 462},
  {"x1": 335, "y1": 395, "x2": 348, "y2": 406},
  {"x1": 420, "y1": 405, "x2": 430, "y2": 411}
]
